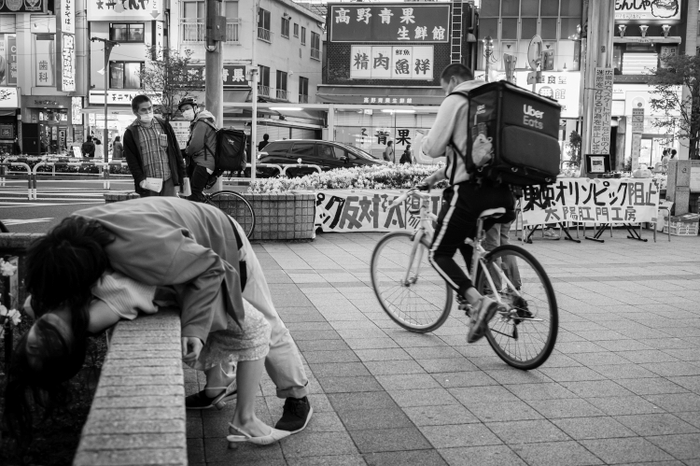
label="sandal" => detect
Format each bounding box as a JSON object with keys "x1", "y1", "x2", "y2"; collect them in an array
[
  {"x1": 227, "y1": 424, "x2": 290, "y2": 447},
  {"x1": 185, "y1": 379, "x2": 237, "y2": 410}
]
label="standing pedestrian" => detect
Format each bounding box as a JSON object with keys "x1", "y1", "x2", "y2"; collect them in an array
[
  {"x1": 178, "y1": 96, "x2": 217, "y2": 202},
  {"x1": 123, "y1": 94, "x2": 186, "y2": 197},
  {"x1": 400, "y1": 144, "x2": 414, "y2": 164},
  {"x1": 112, "y1": 136, "x2": 123, "y2": 160},
  {"x1": 383, "y1": 140, "x2": 395, "y2": 163},
  {"x1": 257, "y1": 133, "x2": 270, "y2": 151},
  {"x1": 81, "y1": 136, "x2": 95, "y2": 158},
  {"x1": 12, "y1": 137, "x2": 21, "y2": 155},
  {"x1": 94, "y1": 137, "x2": 104, "y2": 161}
]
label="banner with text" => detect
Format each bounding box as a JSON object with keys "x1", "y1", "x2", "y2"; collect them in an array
[
  {"x1": 521, "y1": 178, "x2": 660, "y2": 226},
  {"x1": 315, "y1": 189, "x2": 443, "y2": 232}
]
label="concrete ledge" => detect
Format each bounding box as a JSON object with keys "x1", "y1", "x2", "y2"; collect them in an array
[
  {"x1": 104, "y1": 192, "x2": 141, "y2": 203},
  {"x1": 0, "y1": 232, "x2": 43, "y2": 255},
  {"x1": 73, "y1": 308, "x2": 187, "y2": 466}
]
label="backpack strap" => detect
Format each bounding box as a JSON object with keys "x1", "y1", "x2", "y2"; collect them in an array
[{"x1": 199, "y1": 119, "x2": 218, "y2": 161}]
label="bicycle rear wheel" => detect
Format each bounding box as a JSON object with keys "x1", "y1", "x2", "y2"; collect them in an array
[
  {"x1": 205, "y1": 190, "x2": 256, "y2": 239},
  {"x1": 476, "y1": 244, "x2": 558, "y2": 370},
  {"x1": 370, "y1": 231, "x2": 452, "y2": 333}
]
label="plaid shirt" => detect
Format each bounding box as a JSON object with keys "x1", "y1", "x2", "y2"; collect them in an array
[{"x1": 134, "y1": 118, "x2": 172, "y2": 181}]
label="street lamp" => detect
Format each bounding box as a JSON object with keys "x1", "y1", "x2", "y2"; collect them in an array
[
  {"x1": 483, "y1": 35, "x2": 494, "y2": 82},
  {"x1": 91, "y1": 37, "x2": 119, "y2": 162}
]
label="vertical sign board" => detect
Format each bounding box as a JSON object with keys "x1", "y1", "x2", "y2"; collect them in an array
[
  {"x1": 71, "y1": 96, "x2": 83, "y2": 125},
  {"x1": 6, "y1": 35, "x2": 16, "y2": 85},
  {"x1": 631, "y1": 133, "x2": 642, "y2": 171},
  {"x1": 591, "y1": 68, "x2": 613, "y2": 154},
  {"x1": 631, "y1": 107, "x2": 644, "y2": 171},
  {"x1": 56, "y1": 0, "x2": 76, "y2": 92}
]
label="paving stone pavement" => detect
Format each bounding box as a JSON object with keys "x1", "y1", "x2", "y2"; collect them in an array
[{"x1": 186, "y1": 230, "x2": 700, "y2": 466}]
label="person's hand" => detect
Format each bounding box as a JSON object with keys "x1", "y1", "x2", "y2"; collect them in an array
[
  {"x1": 181, "y1": 337, "x2": 204, "y2": 364},
  {"x1": 416, "y1": 182, "x2": 431, "y2": 192},
  {"x1": 139, "y1": 179, "x2": 147, "y2": 189}
]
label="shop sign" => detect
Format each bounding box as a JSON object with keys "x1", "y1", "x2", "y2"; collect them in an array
[
  {"x1": 512, "y1": 71, "x2": 581, "y2": 118},
  {"x1": 0, "y1": 0, "x2": 46, "y2": 13},
  {"x1": 351, "y1": 46, "x2": 433, "y2": 80},
  {"x1": 154, "y1": 21, "x2": 164, "y2": 58},
  {"x1": 330, "y1": 4, "x2": 450, "y2": 43},
  {"x1": 58, "y1": 0, "x2": 75, "y2": 34},
  {"x1": 0, "y1": 86, "x2": 19, "y2": 108},
  {"x1": 35, "y1": 36, "x2": 55, "y2": 87},
  {"x1": 631, "y1": 107, "x2": 644, "y2": 133},
  {"x1": 58, "y1": 34, "x2": 76, "y2": 92},
  {"x1": 89, "y1": 89, "x2": 162, "y2": 105},
  {"x1": 170, "y1": 120, "x2": 190, "y2": 148},
  {"x1": 185, "y1": 65, "x2": 248, "y2": 87},
  {"x1": 87, "y1": 0, "x2": 163, "y2": 21},
  {"x1": 72, "y1": 96, "x2": 83, "y2": 125},
  {"x1": 6, "y1": 35, "x2": 16, "y2": 85},
  {"x1": 521, "y1": 178, "x2": 660, "y2": 226},
  {"x1": 615, "y1": 0, "x2": 681, "y2": 22},
  {"x1": 592, "y1": 68, "x2": 613, "y2": 154}
]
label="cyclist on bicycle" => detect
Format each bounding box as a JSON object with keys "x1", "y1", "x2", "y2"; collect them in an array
[
  {"x1": 179, "y1": 96, "x2": 218, "y2": 202},
  {"x1": 416, "y1": 64, "x2": 516, "y2": 343}
]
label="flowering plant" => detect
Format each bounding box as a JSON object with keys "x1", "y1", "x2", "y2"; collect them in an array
[
  {"x1": 249, "y1": 163, "x2": 449, "y2": 194},
  {"x1": 0, "y1": 257, "x2": 21, "y2": 340}
]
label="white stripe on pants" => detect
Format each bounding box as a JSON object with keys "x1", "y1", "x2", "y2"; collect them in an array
[{"x1": 232, "y1": 219, "x2": 309, "y2": 399}]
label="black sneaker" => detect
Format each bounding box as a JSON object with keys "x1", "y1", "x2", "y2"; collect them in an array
[
  {"x1": 185, "y1": 380, "x2": 237, "y2": 410},
  {"x1": 467, "y1": 296, "x2": 499, "y2": 344},
  {"x1": 275, "y1": 396, "x2": 313, "y2": 433}
]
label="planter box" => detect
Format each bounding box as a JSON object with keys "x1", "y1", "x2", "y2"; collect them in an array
[{"x1": 238, "y1": 193, "x2": 316, "y2": 241}]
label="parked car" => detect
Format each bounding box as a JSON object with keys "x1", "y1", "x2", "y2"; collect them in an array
[{"x1": 256, "y1": 139, "x2": 387, "y2": 178}]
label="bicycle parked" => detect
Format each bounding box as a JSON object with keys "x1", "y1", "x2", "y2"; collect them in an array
[
  {"x1": 178, "y1": 188, "x2": 256, "y2": 239},
  {"x1": 370, "y1": 187, "x2": 558, "y2": 370}
]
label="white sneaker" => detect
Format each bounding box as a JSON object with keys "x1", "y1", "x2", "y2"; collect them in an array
[{"x1": 467, "y1": 296, "x2": 499, "y2": 343}]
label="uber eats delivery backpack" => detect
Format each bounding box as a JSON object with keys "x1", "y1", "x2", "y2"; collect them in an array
[
  {"x1": 450, "y1": 80, "x2": 561, "y2": 187},
  {"x1": 202, "y1": 121, "x2": 248, "y2": 174}
]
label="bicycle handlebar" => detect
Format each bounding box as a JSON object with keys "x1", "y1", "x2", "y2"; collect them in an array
[{"x1": 388, "y1": 187, "x2": 432, "y2": 208}]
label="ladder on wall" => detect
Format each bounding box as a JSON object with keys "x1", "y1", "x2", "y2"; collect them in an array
[{"x1": 451, "y1": 1, "x2": 463, "y2": 63}]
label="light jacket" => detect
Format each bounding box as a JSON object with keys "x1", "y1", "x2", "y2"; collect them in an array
[
  {"x1": 420, "y1": 79, "x2": 487, "y2": 185},
  {"x1": 185, "y1": 110, "x2": 217, "y2": 171},
  {"x1": 72, "y1": 197, "x2": 245, "y2": 344}
]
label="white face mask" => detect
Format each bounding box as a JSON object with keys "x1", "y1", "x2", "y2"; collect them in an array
[
  {"x1": 182, "y1": 109, "x2": 195, "y2": 121},
  {"x1": 139, "y1": 112, "x2": 154, "y2": 124}
]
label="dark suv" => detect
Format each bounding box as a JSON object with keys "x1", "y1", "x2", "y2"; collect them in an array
[{"x1": 256, "y1": 139, "x2": 387, "y2": 177}]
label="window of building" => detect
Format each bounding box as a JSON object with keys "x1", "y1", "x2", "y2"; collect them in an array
[
  {"x1": 311, "y1": 31, "x2": 320, "y2": 60},
  {"x1": 276, "y1": 70, "x2": 288, "y2": 99},
  {"x1": 281, "y1": 16, "x2": 290, "y2": 38},
  {"x1": 258, "y1": 65, "x2": 270, "y2": 96},
  {"x1": 298, "y1": 76, "x2": 308, "y2": 103},
  {"x1": 501, "y1": 0, "x2": 519, "y2": 16},
  {"x1": 258, "y1": 8, "x2": 271, "y2": 42},
  {"x1": 301, "y1": 26, "x2": 306, "y2": 45},
  {"x1": 182, "y1": 1, "x2": 239, "y2": 42},
  {"x1": 541, "y1": 0, "x2": 559, "y2": 16},
  {"x1": 521, "y1": 0, "x2": 539, "y2": 16},
  {"x1": 293, "y1": 23, "x2": 299, "y2": 38},
  {"x1": 110, "y1": 23, "x2": 144, "y2": 42},
  {"x1": 522, "y1": 18, "x2": 538, "y2": 38},
  {"x1": 502, "y1": 18, "x2": 518, "y2": 40},
  {"x1": 541, "y1": 18, "x2": 557, "y2": 39},
  {"x1": 109, "y1": 61, "x2": 143, "y2": 89}
]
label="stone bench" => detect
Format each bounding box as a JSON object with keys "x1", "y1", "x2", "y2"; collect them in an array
[{"x1": 0, "y1": 233, "x2": 188, "y2": 466}]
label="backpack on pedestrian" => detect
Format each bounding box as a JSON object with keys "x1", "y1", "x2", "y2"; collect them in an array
[
  {"x1": 450, "y1": 80, "x2": 561, "y2": 187},
  {"x1": 201, "y1": 121, "x2": 248, "y2": 176}
]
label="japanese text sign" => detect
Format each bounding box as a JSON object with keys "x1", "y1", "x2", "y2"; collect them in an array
[
  {"x1": 316, "y1": 189, "x2": 443, "y2": 233},
  {"x1": 58, "y1": 0, "x2": 75, "y2": 34},
  {"x1": 88, "y1": 0, "x2": 163, "y2": 21},
  {"x1": 615, "y1": 0, "x2": 681, "y2": 22},
  {"x1": 592, "y1": 68, "x2": 613, "y2": 155},
  {"x1": 351, "y1": 46, "x2": 434, "y2": 80},
  {"x1": 329, "y1": 4, "x2": 450, "y2": 43},
  {"x1": 71, "y1": 96, "x2": 83, "y2": 125},
  {"x1": 58, "y1": 34, "x2": 76, "y2": 92},
  {"x1": 520, "y1": 178, "x2": 660, "y2": 226}
]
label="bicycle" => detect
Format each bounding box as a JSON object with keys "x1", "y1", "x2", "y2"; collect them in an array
[
  {"x1": 200, "y1": 190, "x2": 256, "y2": 239},
  {"x1": 370, "y1": 187, "x2": 558, "y2": 370}
]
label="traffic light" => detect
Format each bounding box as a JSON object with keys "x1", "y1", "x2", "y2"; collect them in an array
[{"x1": 542, "y1": 50, "x2": 555, "y2": 71}]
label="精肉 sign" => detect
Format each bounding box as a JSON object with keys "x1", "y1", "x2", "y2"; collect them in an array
[
  {"x1": 329, "y1": 3, "x2": 450, "y2": 43},
  {"x1": 615, "y1": 0, "x2": 681, "y2": 22},
  {"x1": 351, "y1": 46, "x2": 434, "y2": 80},
  {"x1": 521, "y1": 178, "x2": 660, "y2": 226}
]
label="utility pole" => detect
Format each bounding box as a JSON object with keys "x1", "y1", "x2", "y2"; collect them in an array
[
  {"x1": 205, "y1": 0, "x2": 224, "y2": 126},
  {"x1": 580, "y1": 0, "x2": 615, "y2": 177}
]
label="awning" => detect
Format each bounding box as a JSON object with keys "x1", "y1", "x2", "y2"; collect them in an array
[
  {"x1": 317, "y1": 85, "x2": 445, "y2": 106},
  {"x1": 82, "y1": 106, "x2": 135, "y2": 116}
]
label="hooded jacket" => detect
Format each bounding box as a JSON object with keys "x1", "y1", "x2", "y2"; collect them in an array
[
  {"x1": 420, "y1": 79, "x2": 487, "y2": 185},
  {"x1": 123, "y1": 116, "x2": 186, "y2": 195},
  {"x1": 185, "y1": 110, "x2": 217, "y2": 171}
]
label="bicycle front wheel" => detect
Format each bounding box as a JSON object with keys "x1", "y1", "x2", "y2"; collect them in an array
[
  {"x1": 476, "y1": 244, "x2": 558, "y2": 370},
  {"x1": 205, "y1": 190, "x2": 256, "y2": 239},
  {"x1": 370, "y1": 231, "x2": 452, "y2": 333}
]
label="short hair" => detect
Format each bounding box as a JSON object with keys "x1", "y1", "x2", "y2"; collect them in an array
[
  {"x1": 263, "y1": 133, "x2": 269, "y2": 140},
  {"x1": 131, "y1": 94, "x2": 151, "y2": 113},
  {"x1": 671, "y1": 149, "x2": 677, "y2": 156},
  {"x1": 441, "y1": 64, "x2": 474, "y2": 83},
  {"x1": 86, "y1": 136, "x2": 93, "y2": 142},
  {"x1": 114, "y1": 136, "x2": 120, "y2": 142},
  {"x1": 25, "y1": 216, "x2": 114, "y2": 315}
]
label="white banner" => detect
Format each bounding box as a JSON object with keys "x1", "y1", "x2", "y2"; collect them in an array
[
  {"x1": 521, "y1": 178, "x2": 660, "y2": 226},
  {"x1": 350, "y1": 45, "x2": 434, "y2": 80},
  {"x1": 315, "y1": 189, "x2": 443, "y2": 232}
]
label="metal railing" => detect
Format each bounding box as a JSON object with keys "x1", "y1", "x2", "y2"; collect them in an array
[
  {"x1": 275, "y1": 88, "x2": 288, "y2": 100},
  {"x1": 257, "y1": 27, "x2": 271, "y2": 43},
  {"x1": 181, "y1": 19, "x2": 241, "y2": 44},
  {"x1": 258, "y1": 85, "x2": 270, "y2": 96}
]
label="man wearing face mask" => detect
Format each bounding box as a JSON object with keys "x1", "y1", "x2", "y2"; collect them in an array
[
  {"x1": 123, "y1": 94, "x2": 186, "y2": 197},
  {"x1": 179, "y1": 97, "x2": 217, "y2": 202}
]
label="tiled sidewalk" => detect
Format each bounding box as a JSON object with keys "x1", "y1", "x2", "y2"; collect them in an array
[{"x1": 187, "y1": 230, "x2": 700, "y2": 466}]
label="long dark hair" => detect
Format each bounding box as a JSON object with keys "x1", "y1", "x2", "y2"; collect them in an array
[{"x1": 3, "y1": 216, "x2": 114, "y2": 445}]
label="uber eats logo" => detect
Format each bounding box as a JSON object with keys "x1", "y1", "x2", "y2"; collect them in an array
[{"x1": 523, "y1": 104, "x2": 544, "y2": 130}]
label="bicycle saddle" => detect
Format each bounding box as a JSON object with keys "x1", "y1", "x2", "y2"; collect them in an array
[{"x1": 479, "y1": 207, "x2": 506, "y2": 220}]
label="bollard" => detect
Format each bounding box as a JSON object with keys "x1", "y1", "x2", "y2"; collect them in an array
[{"x1": 0, "y1": 162, "x2": 5, "y2": 187}]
